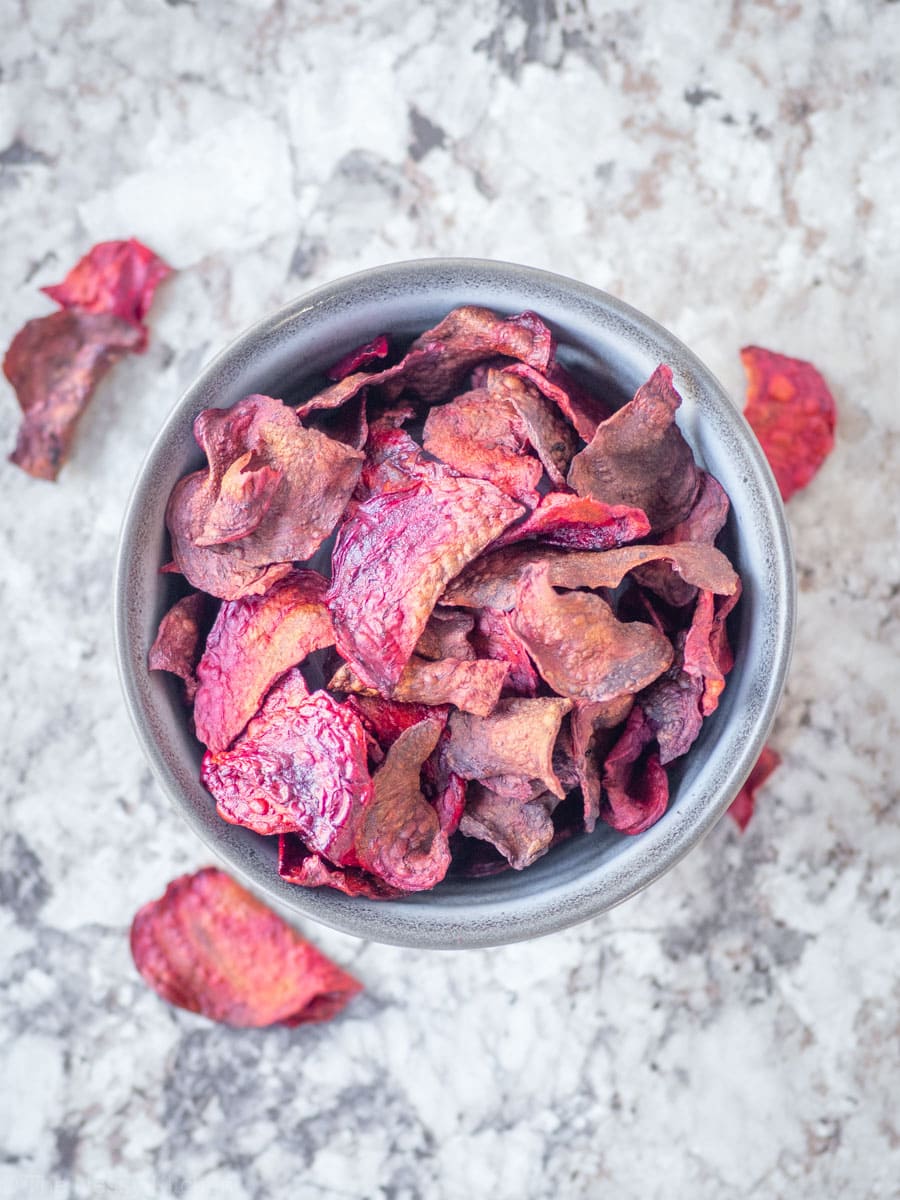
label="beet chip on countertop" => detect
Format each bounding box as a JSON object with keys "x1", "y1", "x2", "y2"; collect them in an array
[
  {"x1": 131, "y1": 867, "x2": 361, "y2": 1027},
  {"x1": 728, "y1": 745, "x2": 782, "y2": 831}
]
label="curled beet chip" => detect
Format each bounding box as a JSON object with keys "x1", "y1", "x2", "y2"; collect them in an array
[
  {"x1": 327, "y1": 474, "x2": 523, "y2": 692},
  {"x1": 330, "y1": 655, "x2": 508, "y2": 718},
  {"x1": 130, "y1": 867, "x2": 361, "y2": 1027},
  {"x1": 194, "y1": 570, "x2": 334, "y2": 753},
  {"x1": 503, "y1": 361, "x2": 613, "y2": 442},
  {"x1": 600, "y1": 705, "x2": 670, "y2": 835},
  {"x1": 278, "y1": 836, "x2": 402, "y2": 898},
  {"x1": 41, "y1": 238, "x2": 171, "y2": 349},
  {"x1": 485, "y1": 369, "x2": 576, "y2": 487},
  {"x1": 639, "y1": 637, "x2": 705, "y2": 766},
  {"x1": 445, "y1": 697, "x2": 572, "y2": 800},
  {"x1": 470, "y1": 607, "x2": 539, "y2": 697},
  {"x1": 728, "y1": 744, "x2": 781, "y2": 831},
  {"x1": 415, "y1": 608, "x2": 475, "y2": 662},
  {"x1": 510, "y1": 562, "x2": 674, "y2": 703},
  {"x1": 166, "y1": 395, "x2": 363, "y2": 600},
  {"x1": 459, "y1": 784, "x2": 559, "y2": 870},
  {"x1": 683, "y1": 582, "x2": 743, "y2": 718},
  {"x1": 568, "y1": 365, "x2": 700, "y2": 533},
  {"x1": 741, "y1": 346, "x2": 836, "y2": 501},
  {"x1": 494, "y1": 492, "x2": 650, "y2": 552},
  {"x1": 148, "y1": 592, "x2": 211, "y2": 703},
  {"x1": 571, "y1": 697, "x2": 634, "y2": 831},
  {"x1": 201, "y1": 672, "x2": 373, "y2": 863},
  {"x1": 344, "y1": 694, "x2": 449, "y2": 751},
  {"x1": 327, "y1": 334, "x2": 389, "y2": 382},
  {"x1": 5, "y1": 310, "x2": 142, "y2": 480},
  {"x1": 354, "y1": 718, "x2": 450, "y2": 891}
]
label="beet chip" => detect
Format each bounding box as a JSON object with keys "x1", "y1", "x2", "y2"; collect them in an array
[
  {"x1": 5, "y1": 310, "x2": 143, "y2": 480},
  {"x1": 415, "y1": 608, "x2": 476, "y2": 662},
  {"x1": 494, "y1": 492, "x2": 650, "y2": 552},
  {"x1": 728, "y1": 745, "x2": 781, "y2": 831},
  {"x1": 470, "y1": 607, "x2": 540, "y2": 697},
  {"x1": 166, "y1": 395, "x2": 363, "y2": 600},
  {"x1": 344, "y1": 694, "x2": 449, "y2": 752},
  {"x1": 130, "y1": 867, "x2": 361, "y2": 1027},
  {"x1": 330, "y1": 656, "x2": 508, "y2": 718},
  {"x1": 486, "y1": 369, "x2": 576, "y2": 487},
  {"x1": 503, "y1": 361, "x2": 613, "y2": 442},
  {"x1": 194, "y1": 570, "x2": 334, "y2": 753},
  {"x1": 741, "y1": 346, "x2": 836, "y2": 501},
  {"x1": 511, "y1": 563, "x2": 674, "y2": 703},
  {"x1": 355, "y1": 718, "x2": 451, "y2": 891},
  {"x1": 201, "y1": 672, "x2": 373, "y2": 864},
  {"x1": 148, "y1": 592, "x2": 210, "y2": 703},
  {"x1": 571, "y1": 697, "x2": 634, "y2": 831},
  {"x1": 327, "y1": 334, "x2": 389, "y2": 382},
  {"x1": 568, "y1": 365, "x2": 700, "y2": 533},
  {"x1": 327, "y1": 475, "x2": 523, "y2": 692},
  {"x1": 445, "y1": 697, "x2": 572, "y2": 800},
  {"x1": 639, "y1": 641, "x2": 704, "y2": 766},
  {"x1": 459, "y1": 784, "x2": 559, "y2": 870},
  {"x1": 278, "y1": 836, "x2": 402, "y2": 898},
  {"x1": 600, "y1": 705, "x2": 670, "y2": 835}
]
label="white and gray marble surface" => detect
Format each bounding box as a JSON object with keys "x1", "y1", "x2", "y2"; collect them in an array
[{"x1": 2, "y1": 2, "x2": 899, "y2": 1197}]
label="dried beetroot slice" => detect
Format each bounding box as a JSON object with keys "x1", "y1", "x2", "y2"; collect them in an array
[
  {"x1": 445, "y1": 697, "x2": 572, "y2": 800},
  {"x1": 41, "y1": 238, "x2": 171, "y2": 350},
  {"x1": 130, "y1": 867, "x2": 361, "y2": 1027},
  {"x1": 728, "y1": 745, "x2": 781, "y2": 831},
  {"x1": 355, "y1": 718, "x2": 450, "y2": 891},
  {"x1": 201, "y1": 672, "x2": 372, "y2": 864},
  {"x1": 5, "y1": 310, "x2": 142, "y2": 480},
  {"x1": 148, "y1": 593, "x2": 210, "y2": 703},
  {"x1": 415, "y1": 607, "x2": 476, "y2": 662},
  {"x1": 278, "y1": 836, "x2": 402, "y2": 898},
  {"x1": 193, "y1": 453, "x2": 284, "y2": 547},
  {"x1": 470, "y1": 608, "x2": 539, "y2": 697},
  {"x1": 327, "y1": 475, "x2": 523, "y2": 692},
  {"x1": 600, "y1": 705, "x2": 669, "y2": 835},
  {"x1": 444, "y1": 541, "x2": 738, "y2": 612},
  {"x1": 503, "y1": 361, "x2": 613, "y2": 442},
  {"x1": 194, "y1": 570, "x2": 334, "y2": 753},
  {"x1": 683, "y1": 582, "x2": 743, "y2": 717},
  {"x1": 459, "y1": 784, "x2": 559, "y2": 870},
  {"x1": 330, "y1": 655, "x2": 508, "y2": 718},
  {"x1": 422, "y1": 387, "x2": 543, "y2": 503},
  {"x1": 493, "y1": 492, "x2": 650, "y2": 552},
  {"x1": 571, "y1": 697, "x2": 635, "y2": 831},
  {"x1": 166, "y1": 395, "x2": 363, "y2": 600},
  {"x1": 639, "y1": 637, "x2": 705, "y2": 766},
  {"x1": 327, "y1": 334, "x2": 389, "y2": 382},
  {"x1": 568, "y1": 365, "x2": 700, "y2": 533},
  {"x1": 511, "y1": 562, "x2": 674, "y2": 703},
  {"x1": 741, "y1": 346, "x2": 836, "y2": 501},
  {"x1": 485, "y1": 369, "x2": 576, "y2": 487},
  {"x1": 344, "y1": 694, "x2": 449, "y2": 752}
]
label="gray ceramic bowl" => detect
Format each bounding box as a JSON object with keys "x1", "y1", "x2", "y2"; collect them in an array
[{"x1": 115, "y1": 258, "x2": 794, "y2": 950}]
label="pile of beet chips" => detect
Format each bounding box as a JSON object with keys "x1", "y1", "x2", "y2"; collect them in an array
[{"x1": 152, "y1": 304, "x2": 744, "y2": 897}]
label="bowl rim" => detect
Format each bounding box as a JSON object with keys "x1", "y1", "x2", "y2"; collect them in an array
[{"x1": 114, "y1": 256, "x2": 795, "y2": 949}]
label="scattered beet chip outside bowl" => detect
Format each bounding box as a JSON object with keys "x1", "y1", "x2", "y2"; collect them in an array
[{"x1": 115, "y1": 260, "x2": 795, "y2": 949}]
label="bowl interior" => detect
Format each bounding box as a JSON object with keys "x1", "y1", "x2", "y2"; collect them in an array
[{"x1": 115, "y1": 259, "x2": 794, "y2": 949}]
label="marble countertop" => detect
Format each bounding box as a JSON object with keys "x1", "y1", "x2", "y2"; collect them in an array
[{"x1": 2, "y1": 2, "x2": 898, "y2": 1197}]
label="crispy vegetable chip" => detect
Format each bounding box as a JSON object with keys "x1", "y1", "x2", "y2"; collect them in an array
[
  {"x1": 41, "y1": 238, "x2": 171, "y2": 349},
  {"x1": 741, "y1": 346, "x2": 836, "y2": 501},
  {"x1": 568, "y1": 365, "x2": 700, "y2": 532},
  {"x1": 639, "y1": 640, "x2": 704, "y2": 765},
  {"x1": 330, "y1": 655, "x2": 508, "y2": 717},
  {"x1": 130, "y1": 867, "x2": 361, "y2": 1026},
  {"x1": 201, "y1": 672, "x2": 373, "y2": 863},
  {"x1": 571, "y1": 697, "x2": 634, "y2": 830},
  {"x1": 6, "y1": 310, "x2": 142, "y2": 480},
  {"x1": 166, "y1": 394, "x2": 363, "y2": 600},
  {"x1": 344, "y1": 694, "x2": 449, "y2": 752},
  {"x1": 327, "y1": 334, "x2": 389, "y2": 382},
  {"x1": 148, "y1": 592, "x2": 210, "y2": 703},
  {"x1": 445, "y1": 698, "x2": 572, "y2": 800},
  {"x1": 194, "y1": 570, "x2": 334, "y2": 752},
  {"x1": 728, "y1": 745, "x2": 781, "y2": 831},
  {"x1": 503, "y1": 361, "x2": 613, "y2": 442},
  {"x1": 494, "y1": 492, "x2": 650, "y2": 552},
  {"x1": 470, "y1": 607, "x2": 539, "y2": 697},
  {"x1": 459, "y1": 784, "x2": 558, "y2": 869},
  {"x1": 278, "y1": 836, "x2": 401, "y2": 898},
  {"x1": 511, "y1": 562, "x2": 674, "y2": 702},
  {"x1": 355, "y1": 719, "x2": 450, "y2": 891},
  {"x1": 327, "y1": 475, "x2": 523, "y2": 691},
  {"x1": 415, "y1": 608, "x2": 476, "y2": 662},
  {"x1": 600, "y1": 705, "x2": 670, "y2": 835},
  {"x1": 485, "y1": 368, "x2": 576, "y2": 487}
]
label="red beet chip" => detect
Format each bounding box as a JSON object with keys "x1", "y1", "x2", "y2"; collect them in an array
[
  {"x1": 130, "y1": 867, "x2": 361, "y2": 1027},
  {"x1": 148, "y1": 592, "x2": 210, "y2": 704},
  {"x1": 459, "y1": 783, "x2": 559, "y2": 870},
  {"x1": 344, "y1": 694, "x2": 450, "y2": 751},
  {"x1": 166, "y1": 394, "x2": 363, "y2": 600},
  {"x1": 444, "y1": 697, "x2": 573, "y2": 801},
  {"x1": 485, "y1": 369, "x2": 577, "y2": 487},
  {"x1": 278, "y1": 836, "x2": 402, "y2": 898},
  {"x1": 493, "y1": 492, "x2": 650, "y2": 552},
  {"x1": 327, "y1": 334, "x2": 389, "y2": 382},
  {"x1": 41, "y1": 238, "x2": 171, "y2": 350},
  {"x1": 503, "y1": 360, "x2": 613, "y2": 442},
  {"x1": 568, "y1": 364, "x2": 700, "y2": 533},
  {"x1": 353, "y1": 421, "x2": 452, "y2": 506},
  {"x1": 193, "y1": 569, "x2": 334, "y2": 752},
  {"x1": 327, "y1": 474, "x2": 523, "y2": 693},
  {"x1": 201, "y1": 671, "x2": 373, "y2": 864},
  {"x1": 741, "y1": 346, "x2": 836, "y2": 501},
  {"x1": 600, "y1": 705, "x2": 670, "y2": 835},
  {"x1": 470, "y1": 607, "x2": 540, "y2": 697},
  {"x1": 510, "y1": 562, "x2": 674, "y2": 703},
  {"x1": 5, "y1": 310, "x2": 142, "y2": 480},
  {"x1": 570, "y1": 697, "x2": 635, "y2": 831},
  {"x1": 415, "y1": 607, "x2": 476, "y2": 662},
  {"x1": 354, "y1": 718, "x2": 451, "y2": 891},
  {"x1": 728, "y1": 745, "x2": 781, "y2": 831},
  {"x1": 683, "y1": 583, "x2": 742, "y2": 718},
  {"x1": 639, "y1": 642, "x2": 705, "y2": 766},
  {"x1": 330, "y1": 655, "x2": 508, "y2": 718}
]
